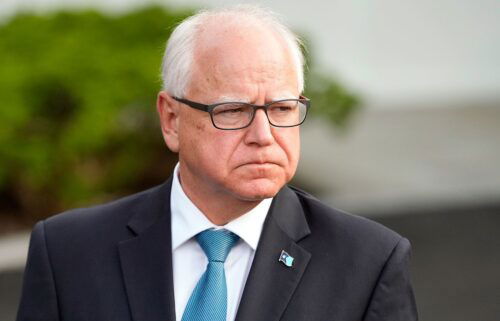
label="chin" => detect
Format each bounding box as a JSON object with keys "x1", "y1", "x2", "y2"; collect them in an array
[{"x1": 230, "y1": 178, "x2": 286, "y2": 201}]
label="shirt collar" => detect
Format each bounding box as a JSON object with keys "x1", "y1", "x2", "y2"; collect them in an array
[{"x1": 170, "y1": 163, "x2": 272, "y2": 251}]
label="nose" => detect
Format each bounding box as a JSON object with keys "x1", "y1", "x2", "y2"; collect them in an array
[{"x1": 243, "y1": 109, "x2": 274, "y2": 146}]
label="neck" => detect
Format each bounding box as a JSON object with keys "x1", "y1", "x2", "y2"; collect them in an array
[{"x1": 177, "y1": 168, "x2": 261, "y2": 226}]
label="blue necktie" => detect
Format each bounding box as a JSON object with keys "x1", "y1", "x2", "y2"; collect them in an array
[{"x1": 181, "y1": 229, "x2": 240, "y2": 321}]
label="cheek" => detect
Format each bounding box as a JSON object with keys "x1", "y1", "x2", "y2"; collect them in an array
[
  {"x1": 276, "y1": 128, "x2": 301, "y2": 165},
  {"x1": 177, "y1": 114, "x2": 207, "y2": 159},
  {"x1": 210, "y1": 133, "x2": 245, "y2": 168},
  {"x1": 280, "y1": 132, "x2": 301, "y2": 182},
  {"x1": 179, "y1": 118, "x2": 242, "y2": 169}
]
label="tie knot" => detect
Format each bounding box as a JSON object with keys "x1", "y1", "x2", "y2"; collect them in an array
[{"x1": 196, "y1": 229, "x2": 239, "y2": 263}]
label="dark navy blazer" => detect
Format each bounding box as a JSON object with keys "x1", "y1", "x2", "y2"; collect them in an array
[{"x1": 17, "y1": 178, "x2": 418, "y2": 321}]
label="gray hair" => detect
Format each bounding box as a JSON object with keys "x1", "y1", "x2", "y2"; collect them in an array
[{"x1": 160, "y1": 5, "x2": 305, "y2": 97}]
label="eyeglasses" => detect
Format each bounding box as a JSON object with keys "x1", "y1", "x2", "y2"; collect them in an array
[{"x1": 172, "y1": 96, "x2": 310, "y2": 130}]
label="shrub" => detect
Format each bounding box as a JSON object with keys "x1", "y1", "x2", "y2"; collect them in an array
[{"x1": 0, "y1": 6, "x2": 358, "y2": 222}]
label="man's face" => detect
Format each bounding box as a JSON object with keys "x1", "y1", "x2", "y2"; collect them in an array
[{"x1": 166, "y1": 23, "x2": 301, "y2": 203}]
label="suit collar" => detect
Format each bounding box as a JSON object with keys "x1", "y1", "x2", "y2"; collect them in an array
[
  {"x1": 119, "y1": 181, "x2": 311, "y2": 321},
  {"x1": 123, "y1": 178, "x2": 309, "y2": 239},
  {"x1": 235, "y1": 185, "x2": 312, "y2": 321},
  {"x1": 267, "y1": 185, "x2": 311, "y2": 242},
  {"x1": 170, "y1": 164, "x2": 272, "y2": 251},
  {"x1": 126, "y1": 177, "x2": 173, "y2": 235},
  {"x1": 118, "y1": 178, "x2": 176, "y2": 321}
]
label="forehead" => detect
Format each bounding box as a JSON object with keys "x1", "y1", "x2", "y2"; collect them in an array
[{"x1": 187, "y1": 20, "x2": 298, "y2": 100}]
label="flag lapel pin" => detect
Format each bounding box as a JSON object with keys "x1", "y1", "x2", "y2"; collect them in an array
[{"x1": 279, "y1": 250, "x2": 294, "y2": 267}]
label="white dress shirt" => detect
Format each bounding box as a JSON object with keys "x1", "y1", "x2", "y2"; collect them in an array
[{"x1": 170, "y1": 164, "x2": 272, "y2": 321}]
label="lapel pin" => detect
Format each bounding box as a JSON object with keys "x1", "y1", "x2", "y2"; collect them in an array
[{"x1": 279, "y1": 250, "x2": 294, "y2": 267}]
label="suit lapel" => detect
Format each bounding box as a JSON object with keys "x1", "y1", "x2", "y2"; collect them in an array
[
  {"x1": 235, "y1": 186, "x2": 311, "y2": 321},
  {"x1": 118, "y1": 179, "x2": 177, "y2": 321}
]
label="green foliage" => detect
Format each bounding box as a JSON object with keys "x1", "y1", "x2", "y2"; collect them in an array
[
  {"x1": 305, "y1": 71, "x2": 360, "y2": 129},
  {"x1": 0, "y1": 6, "x2": 359, "y2": 222}
]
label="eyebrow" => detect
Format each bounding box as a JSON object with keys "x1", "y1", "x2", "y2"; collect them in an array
[
  {"x1": 270, "y1": 93, "x2": 298, "y2": 101},
  {"x1": 216, "y1": 96, "x2": 251, "y2": 104},
  {"x1": 215, "y1": 93, "x2": 298, "y2": 104}
]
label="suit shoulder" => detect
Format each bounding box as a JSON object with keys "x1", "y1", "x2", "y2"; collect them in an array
[
  {"x1": 42, "y1": 184, "x2": 165, "y2": 238},
  {"x1": 289, "y1": 185, "x2": 403, "y2": 248}
]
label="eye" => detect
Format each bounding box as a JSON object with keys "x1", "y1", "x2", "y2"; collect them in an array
[
  {"x1": 213, "y1": 103, "x2": 251, "y2": 117},
  {"x1": 277, "y1": 106, "x2": 292, "y2": 112},
  {"x1": 214, "y1": 104, "x2": 241, "y2": 114},
  {"x1": 269, "y1": 102, "x2": 296, "y2": 113},
  {"x1": 223, "y1": 107, "x2": 244, "y2": 114}
]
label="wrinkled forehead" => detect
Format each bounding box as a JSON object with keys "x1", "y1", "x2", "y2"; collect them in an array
[
  {"x1": 195, "y1": 14, "x2": 283, "y2": 49},
  {"x1": 188, "y1": 19, "x2": 298, "y2": 100},
  {"x1": 198, "y1": 21, "x2": 290, "y2": 66}
]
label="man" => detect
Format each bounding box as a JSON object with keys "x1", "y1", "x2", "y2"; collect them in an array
[{"x1": 17, "y1": 6, "x2": 417, "y2": 321}]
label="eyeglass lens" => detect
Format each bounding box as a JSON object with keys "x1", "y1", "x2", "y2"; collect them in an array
[{"x1": 211, "y1": 100, "x2": 307, "y2": 129}]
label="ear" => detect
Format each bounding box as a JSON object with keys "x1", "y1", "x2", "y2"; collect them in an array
[{"x1": 156, "y1": 91, "x2": 180, "y2": 152}]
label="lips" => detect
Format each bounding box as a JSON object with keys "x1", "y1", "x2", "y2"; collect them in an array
[
  {"x1": 247, "y1": 160, "x2": 277, "y2": 165},
  {"x1": 235, "y1": 153, "x2": 284, "y2": 168},
  {"x1": 238, "y1": 161, "x2": 281, "y2": 168}
]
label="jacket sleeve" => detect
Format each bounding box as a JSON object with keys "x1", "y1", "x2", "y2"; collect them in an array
[
  {"x1": 16, "y1": 221, "x2": 60, "y2": 321},
  {"x1": 362, "y1": 237, "x2": 418, "y2": 321}
]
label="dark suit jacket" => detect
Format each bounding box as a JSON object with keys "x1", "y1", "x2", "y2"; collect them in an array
[{"x1": 17, "y1": 178, "x2": 418, "y2": 321}]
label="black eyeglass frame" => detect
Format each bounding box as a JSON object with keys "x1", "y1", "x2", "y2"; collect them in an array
[{"x1": 172, "y1": 95, "x2": 310, "y2": 130}]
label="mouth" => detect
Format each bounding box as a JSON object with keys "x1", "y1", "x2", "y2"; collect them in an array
[
  {"x1": 234, "y1": 161, "x2": 283, "y2": 179},
  {"x1": 238, "y1": 161, "x2": 280, "y2": 169}
]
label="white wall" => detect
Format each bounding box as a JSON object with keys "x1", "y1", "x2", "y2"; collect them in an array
[{"x1": 2, "y1": 0, "x2": 499, "y2": 109}]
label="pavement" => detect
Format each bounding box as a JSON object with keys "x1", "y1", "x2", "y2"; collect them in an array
[
  {"x1": 375, "y1": 205, "x2": 500, "y2": 321},
  {"x1": 0, "y1": 233, "x2": 30, "y2": 273}
]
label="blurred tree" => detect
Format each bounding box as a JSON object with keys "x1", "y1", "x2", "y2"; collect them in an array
[{"x1": 0, "y1": 6, "x2": 359, "y2": 224}]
